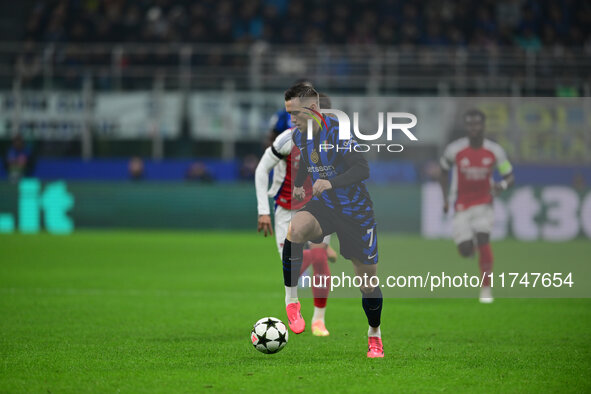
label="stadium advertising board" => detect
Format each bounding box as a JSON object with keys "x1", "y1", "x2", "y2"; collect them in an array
[
  {"x1": 422, "y1": 182, "x2": 591, "y2": 241},
  {"x1": 0, "y1": 179, "x2": 73, "y2": 234},
  {"x1": 0, "y1": 92, "x2": 181, "y2": 139},
  {"x1": 1, "y1": 180, "x2": 589, "y2": 242}
]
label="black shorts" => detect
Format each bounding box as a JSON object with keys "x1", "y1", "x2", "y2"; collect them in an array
[{"x1": 299, "y1": 198, "x2": 378, "y2": 265}]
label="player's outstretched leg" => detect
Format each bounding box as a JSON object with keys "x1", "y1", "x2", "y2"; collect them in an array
[
  {"x1": 476, "y1": 232, "x2": 494, "y2": 303},
  {"x1": 306, "y1": 247, "x2": 330, "y2": 336},
  {"x1": 300, "y1": 249, "x2": 313, "y2": 278},
  {"x1": 363, "y1": 286, "x2": 384, "y2": 358},
  {"x1": 283, "y1": 238, "x2": 305, "y2": 333},
  {"x1": 352, "y1": 246, "x2": 383, "y2": 357},
  {"x1": 283, "y1": 212, "x2": 324, "y2": 334}
]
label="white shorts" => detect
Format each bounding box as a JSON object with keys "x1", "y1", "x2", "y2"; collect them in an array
[
  {"x1": 452, "y1": 203, "x2": 494, "y2": 245},
  {"x1": 274, "y1": 205, "x2": 331, "y2": 256}
]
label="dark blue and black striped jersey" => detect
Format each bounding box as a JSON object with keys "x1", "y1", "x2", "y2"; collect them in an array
[{"x1": 292, "y1": 116, "x2": 374, "y2": 212}]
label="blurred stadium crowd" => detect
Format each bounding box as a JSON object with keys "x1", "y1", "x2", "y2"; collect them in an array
[
  {"x1": 23, "y1": 0, "x2": 591, "y2": 48},
  {"x1": 8, "y1": 0, "x2": 589, "y2": 94}
]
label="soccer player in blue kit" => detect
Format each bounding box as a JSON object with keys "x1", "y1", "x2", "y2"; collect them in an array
[{"x1": 281, "y1": 83, "x2": 384, "y2": 358}]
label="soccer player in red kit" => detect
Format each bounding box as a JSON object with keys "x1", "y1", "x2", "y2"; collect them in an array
[{"x1": 439, "y1": 109, "x2": 514, "y2": 303}]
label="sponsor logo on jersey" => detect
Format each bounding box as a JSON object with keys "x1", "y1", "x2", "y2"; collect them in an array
[
  {"x1": 307, "y1": 165, "x2": 335, "y2": 173},
  {"x1": 460, "y1": 166, "x2": 490, "y2": 180},
  {"x1": 307, "y1": 164, "x2": 337, "y2": 178}
]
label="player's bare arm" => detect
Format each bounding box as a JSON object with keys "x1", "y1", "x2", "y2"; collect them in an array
[{"x1": 254, "y1": 148, "x2": 280, "y2": 235}]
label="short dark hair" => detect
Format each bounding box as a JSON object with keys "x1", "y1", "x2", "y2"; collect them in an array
[
  {"x1": 464, "y1": 108, "x2": 485, "y2": 122},
  {"x1": 284, "y1": 83, "x2": 319, "y2": 102},
  {"x1": 319, "y1": 92, "x2": 331, "y2": 109}
]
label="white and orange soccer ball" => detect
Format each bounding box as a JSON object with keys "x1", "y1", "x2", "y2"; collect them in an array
[{"x1": 250, "y1": 317, "x2": 288, "y2": 354}]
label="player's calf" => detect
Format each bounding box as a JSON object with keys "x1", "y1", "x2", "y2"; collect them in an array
[
  {"x1": 282, "y1": 239, "x2": 304, "y2": 295},
  {"x1": 351, "y1": 259, "x2": 383, "y2": 357},
  {"x1": 301, "y1": 248, "x2": 331, "y2": 336},
  {"x1": 308, "y1": 248, "x2": 330, "y2": 306},
  {"x1": 282, "y1": 238, "x2": 306, "y2": 334},
  {"x1": 361, "y1": 286, "x2": 383, "y2": 329},
  {"x1": 476, "y1": 233, "x2": 494, "y2": 303}
]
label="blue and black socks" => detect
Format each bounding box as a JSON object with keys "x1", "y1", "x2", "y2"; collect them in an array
[
  {"x1": 282, "y1": 239, "x2": 304, "y2": 287},
  {"x1": 362, "y1": 286, "x2": 383, "y2": 328}
]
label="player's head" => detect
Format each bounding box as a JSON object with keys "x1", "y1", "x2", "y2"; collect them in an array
[
  {"x1": 284, "y1": 83, "x2": 320, "y2": 131},
  {"x1": 464, "y1": 109, "x2": 485, "y2": 140}
]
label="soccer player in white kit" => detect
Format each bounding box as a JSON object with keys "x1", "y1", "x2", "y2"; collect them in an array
[
  {"x1": 255, "y1": 124, "x2": 335, "y2": 336},
  {"x1": 439, "y1": 109, "x2": 514, "y2": 303}
]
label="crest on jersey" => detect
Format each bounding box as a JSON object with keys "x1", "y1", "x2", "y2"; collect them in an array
[
  {"x1": 460, "y1": 157, "x2": 471, "y2": 167},
  {"x1": 311, "y1": 150, "x2": 320, "y2": 163},
  {"x1": 482, "y1": 157, "x2": 493, "y2": 165}
]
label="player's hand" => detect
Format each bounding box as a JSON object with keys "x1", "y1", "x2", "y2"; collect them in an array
[
  {"x1": 492, "y1": 180, "x2": 509, "y2": 196},
  {"x1": 293, "y1": 186, "x2": 306, "y2": 201},
  {"x1": 257, "y1": 215, "x2": 273, "y2": 237},
  {"x1": 443, "y1": 199, "x2": 449, "y2": 214},
  {"x1": 312, "y1": 179, "x2": 332, "y2": 197}
]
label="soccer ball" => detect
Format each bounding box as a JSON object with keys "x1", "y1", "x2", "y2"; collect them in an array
[{"x1": 250, "y1": 317, "x2": 288, "y2": 354}]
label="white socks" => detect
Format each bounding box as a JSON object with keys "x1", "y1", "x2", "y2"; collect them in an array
[
  {"x1": 368, "y1": 325, "x2": 381, "y2": 338},
  {"x1": 285, "y1": 285, "x2": 298, "y2": 305},
  {"x1": 312, "y1": 306, "x2": 326, "y2": 322}
]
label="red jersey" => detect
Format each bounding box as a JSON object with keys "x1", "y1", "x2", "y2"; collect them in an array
[
  {"x1": 275, "y1": 145, "x2": 313, "y2": 210},
  {"x1": 440, "y1": 138, "x2": 512, "y2": 211}
]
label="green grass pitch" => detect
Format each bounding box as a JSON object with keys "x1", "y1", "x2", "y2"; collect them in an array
[{"x1": 1, "y1": 231, "x2": 590, "y2": 393}]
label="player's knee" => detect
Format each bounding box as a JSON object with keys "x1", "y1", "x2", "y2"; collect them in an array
[
  {"x1": 360, "y1": 285, "x2": 376, "y2": 295},
  {"x1": 288, "y1": 223, "x2": 307, "y2": 244},
  {"x1": 458, "y1": 242, "x2": 474, "y2": 258}
]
